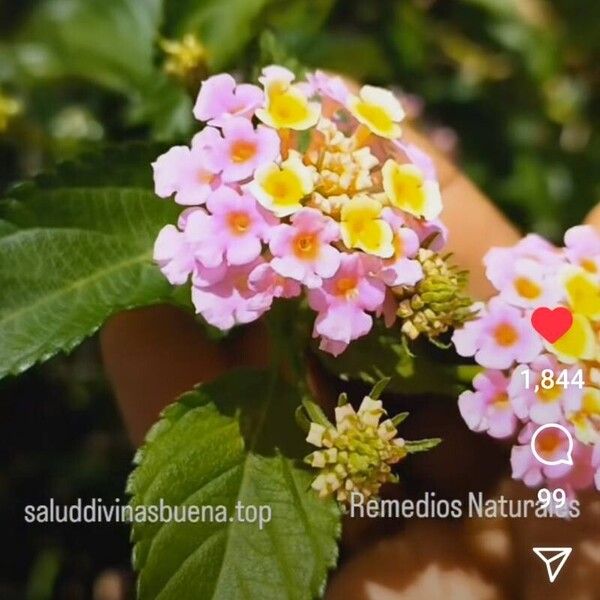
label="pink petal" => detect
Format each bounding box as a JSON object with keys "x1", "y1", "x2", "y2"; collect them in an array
[
  {"x1": 194, "y1": 74, "x2": 237, "y2": 122},
  {"x1": 226, "y1": 234, "x2": 262, "y2": 266}
]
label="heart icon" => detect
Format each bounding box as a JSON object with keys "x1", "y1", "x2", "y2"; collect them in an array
[{"x1": 531, "y1": 307, "x2": 573, "y2": 343}]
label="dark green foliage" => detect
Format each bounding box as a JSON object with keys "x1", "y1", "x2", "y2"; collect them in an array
[{"x1": 0, "y1": 145, "x2": 179, "y2": 379}]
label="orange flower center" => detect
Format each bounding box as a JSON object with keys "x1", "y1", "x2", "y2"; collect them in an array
[
  {"x1": 581, "y1": 258, "x2": 597, "y2": 274},
  {"x1": 494, "y1": 323, "x2": 518, "y2": 347},
  {"x1": 515, "y1": 277, "x2": 542, "y2": 300},
  {"x1": 293, "y1": 233, "x2": 318, "y2": 260},
  {"x1": 537, "y1": 383, "x2": 562, "y2": 403},
  {"x1": 230, "y1": 140, "x2": 257, "y2": 163},
  {"x1": 493, "y1": 392, "x2": 510, "y2": 409},
  {"x1": 197, "y1": 171, "x2": 214, "y2": 185},
  {"x1": 228, "y1": 212, "x2": 251, "y2": 235},
  {"x1": 536, "y1": 429, "x2": 562, "y2": 458},
  {"x1": 393, "y1": 234, "x2": 405, "y2": 258},
  {"x1": 514, "y1": 277, "x2": 541, "y2": 299},
  {"x1": 234, "y1": 275, "x2": 250, "y2": 293},
  {"x1": 335, "y1": 276, "x2": 358, "y2": 299}
]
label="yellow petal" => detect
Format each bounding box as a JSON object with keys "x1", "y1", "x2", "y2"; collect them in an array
[
  {"x1": 548, "y1": 313, "x2": 596, "y2": 363},
  {"x1": 347, "y1": 85, "x2": 404, "y2": 139},
  {"x1": 264, "y1": 170, "x2": 304, "y2": 207},
  {"x1": 257, "y1": 87, "x2": 320, "y2": 130},
  {"x1": 382, "y1": 160, "x2": 442, "y2": 220},
  {"x1": 569, "y1": 387, "x2": 600, "y2": 444},
  {"x1": 249, "y1": 151, "x2": 314, "y2": 217},
  {"x1": 340, "y1": 197, "x2": 393, "y2": 258},
  {"x1": 562, "y1": 268, "x2": 600, "y2": 320}
]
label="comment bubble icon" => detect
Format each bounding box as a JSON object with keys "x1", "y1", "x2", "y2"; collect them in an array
[{"x1": 530, "y1": 423, "x2": 574, "y2": 467}]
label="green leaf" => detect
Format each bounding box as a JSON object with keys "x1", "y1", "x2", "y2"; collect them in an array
[
  {"x1": 256, "y1": 30, "x2": 306, "y2": 78},
  {"x1": 391, "y1": 412, "x2": 409, "y2": 427},
  {"x1": 11, "y1": 0, "x2": 162, "y2": 93},
  {"x1": 165, "y1": 0, "x2": 272, "y2": 71},
  {"x1": 0, "y1": 144, "x2": 179, "y2": 379},
  {"x1": 128, "y1": 369, "x2": 341, "y2": 600},
  {"x1": 0, "y1": 219, "x2": 18, "y2": 238},
  {"x1": 6, "y1": 0, "x2": 193, "y2": 138},
  {"x1": 127, "y1": 77, "x2": 194, "y2": 141},
  {"x1": 303, "y1": 32, "x2": 393, "y2": 81},
  {"x1": 317, "y1": 326, "x2": 472, "y2": 397},
  {"x1": 265, "y1": 0, "x2": 335, "y2": 40},
  {"x1": 259, "y1": 0, "x2": 336, "y2": 63},
  {"x1": 405, "y1": 438, "x2": 442, "y2": 454},
  {"x1": 368, "y1": 377, "x2": 391, "y2": 400},
  {"x1": 301, "y1": 398, "x2": 332, "y2": 429}
]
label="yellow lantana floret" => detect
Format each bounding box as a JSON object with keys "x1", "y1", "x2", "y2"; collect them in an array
[
  {"x1": 161, "y1": 34, "x2": 207, "y2": 83},
  {"x1": 382, "y1": 159, "x2": 442, "y2": 220},
  {"x1": 248, "y1": 150, "x2": 315, "y2": 217},
  {"x1": 568, "y1": 386, "x2": 600, "y2": 445},
  {"x1": 560, "y1": 267, "x2": 600, "y2": 320},
  {"x1": 340, "y1": 196, "x2": 394, "y2": 258},
  {"x1": 547, "y1": 312, "x2": 596, "y2": 363},
  {"x1": 256, "y1": 65, "x2": 320, "y2": 130},
  {"x1": 347, "y1": 85, "x2": 405, "y2": 139}
]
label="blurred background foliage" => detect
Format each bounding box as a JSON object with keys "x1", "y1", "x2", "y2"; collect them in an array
[
  {"x1": 0, "y1": 0, "x2": 597, "y2": 598},
  {"x1": 1, "y1": 0, "x2": 598, "y2": 236}
]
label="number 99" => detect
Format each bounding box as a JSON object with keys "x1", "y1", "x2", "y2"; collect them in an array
[{"x1": 538, "y1": 487, "x2": 567, "y2": 509}]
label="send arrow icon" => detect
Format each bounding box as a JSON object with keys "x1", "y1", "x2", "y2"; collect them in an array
[{"x1": 532, "y1": 547, "x2": 572, "y2": 583}]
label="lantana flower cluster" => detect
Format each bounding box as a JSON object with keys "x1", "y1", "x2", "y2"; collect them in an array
[
  {"x1": 452, "y1": 226, "x2": 600, "y2": 498},
  {"x1": 152, "y1": 66, "x2": 454, "y2": 356},
  {"x1": 305, "y1": 395, "x2": 408, "y2": 503},
  {"x1": 300, "y1": 381, "x2": 440, "y2": 503}
]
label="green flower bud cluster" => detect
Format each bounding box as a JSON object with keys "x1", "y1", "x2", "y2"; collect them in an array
[
  {"x1": 395, "y1": 248, "x2": 475, "y2": 343},
  {"x1": 299, "y1": 380, "x2": 441, "y2": 505}
]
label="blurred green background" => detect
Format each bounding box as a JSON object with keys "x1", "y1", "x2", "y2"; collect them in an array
[{"x1": 0, "y1": 0, "x2": 597, "y2": 597}]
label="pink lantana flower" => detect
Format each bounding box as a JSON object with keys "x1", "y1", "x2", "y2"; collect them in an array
[
  {"x1": 497, "y1": 258, "x2": 563, "y2": 309},
  {"x1": 484, "y1": 234, "x2": 561, "y2": 292},
  {"x1": 511, "y1": 423, "x2": 596, "y2": 496},
  {"x1": 248, "y1": 262, "x2": 302, "y2": 300},
  {"x1": 203, "y1": 117, "x2": 280, "y2": 182},
  {"x1": 376, "y1": 289, "x2": 400, "y2": 328},
  {"x1": 153, "y1": 224, "x2": 196, "y2": 285},
  {"x1": 308, "y1": 254, "x2": 386, "y2": 356},
  {"x1": 458, "y1": 370, "x2": 517, "y2": 438},
  {"x1": 553, "y1": 442, "x2": 599, "y2": 495},
  {"x1": 193, "y1": 73, "x2": 263, "y2": 126},
  {"x1": 189, "y1": 186, "x2": 274, "y2": 268},
  {"x1": 402, "y1": 213, "x2": 448, "y2": 252},
  {"x1": 456, "y1": 224, "x2": 600, "y2": 501},
  {"x1": 379, "y1": 207, "x2": 423, "y2": 287},
  {"x1": 508, "y1": 355, "x2": 581, "y2": 425},
  {"x1": 153, "y1": 210, "x2": 228, "y2": 286},
  {"x1": 452, "y1": 297, "x2": 543, "y2": 369},
  {"x1": 152, "y1": 68, "x2": 460, "y2": 358},
  {"x1": 152, "y1": 128, "x2": 221, "y2": 205},
  {"x1": 511, "y1": 423, "x2": 574, "y2": 487},
  {"x1": 564, "y1": 225, "x2": 600, "y2": 277},
  {"x1": 269, "y1": 208, "x2": 341, "y2": 288},
  {"x1": 192, "y1": 258, "x2": 272, "y2": 329},
  {"x1": 394, "y1": 141, "x2": 437, "y2": 181},
  {"x1": 305, "y1": 70, "x2": 350, "y2": 105},
  {"x1": 191, "y1": 262, "x2": 228, "y2": 288}
]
